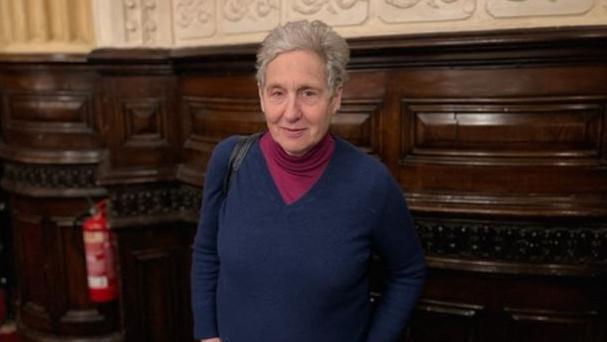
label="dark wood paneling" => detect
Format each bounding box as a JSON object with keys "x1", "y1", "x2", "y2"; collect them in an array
[
  {"x1": 408, "y1": 300, "x2": 484, "y2": 342},
  {"x1": 96, "y1": 75, "x2": 179, "y2": 185},
  {"x1": 113, "y1": 223, "x2": 195, "y2": 342},
  {"x1": 1, "y1": 27, "x2": 606, "y2": 342},
  {"x1": 10, "y1": 195, "x2": 119, "y2": 340},
  {"x1": 503, "y1": 308, "x2": 596, "y2": 342},
  {"x1": 0, "y1": 64, "x2": 103, "y2": 164}
]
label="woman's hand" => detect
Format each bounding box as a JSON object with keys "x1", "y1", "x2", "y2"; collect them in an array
[{"x1": 201, "y1": 338, "x2": 221, "y2": 342}]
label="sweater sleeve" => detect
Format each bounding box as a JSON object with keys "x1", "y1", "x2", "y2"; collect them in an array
[
  {"x1": 367, "y1": 172, "x2": 426, "y2": 342},
  {"x1": 191, "y1": 136, "x2": 239, "y2": 340}
]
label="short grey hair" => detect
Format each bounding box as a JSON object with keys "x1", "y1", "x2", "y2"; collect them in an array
[{"x1": 256, "y1": 20, "x2": 350, "y2": 94}]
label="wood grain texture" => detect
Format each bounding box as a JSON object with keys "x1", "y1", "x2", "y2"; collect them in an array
[{"x1": 1, "y1": 27, "x2": 606, "y2": 341}]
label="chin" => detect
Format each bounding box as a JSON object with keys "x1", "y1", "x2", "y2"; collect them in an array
[
  {"x1": 284, "y1": 147, "x2": 306, "y2": 156},
  {"x1": 281, "y1": 143, "x2": 309, "y2": 156}
]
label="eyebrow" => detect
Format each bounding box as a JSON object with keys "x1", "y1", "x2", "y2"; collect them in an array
[{"x1": 265, "y1": 83, "x2": 323, "y2": 92}]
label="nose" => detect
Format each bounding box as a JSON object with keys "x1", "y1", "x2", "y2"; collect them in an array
[{"x1": 283, "y1": 93, "x2": 302, "y2": 122}]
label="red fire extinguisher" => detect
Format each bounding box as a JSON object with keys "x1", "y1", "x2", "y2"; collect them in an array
[{"x1": 82, "y1": 200, "x2": 118, "y2": 302}]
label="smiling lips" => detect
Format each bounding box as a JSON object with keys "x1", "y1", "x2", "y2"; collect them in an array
[{"x1": 281, "y1": 127, "x2": 306, "y2": 138}]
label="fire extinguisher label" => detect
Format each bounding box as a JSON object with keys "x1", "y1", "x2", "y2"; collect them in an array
[
  {"x1": 88, "y1": 275, "x2": 109, "y2": 289},
  {"x1": 83, "y1": 231, "x2": 104, "y2": 243},
  {"x1": 83, "y1": 230, "x2": 115, "y2": 288}
]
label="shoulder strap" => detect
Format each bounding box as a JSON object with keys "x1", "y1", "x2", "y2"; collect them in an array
[{"x1": 222, "y1": 132, "x2": 262, "y2": 196}]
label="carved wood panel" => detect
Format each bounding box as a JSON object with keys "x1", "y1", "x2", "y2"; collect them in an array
[
  {"x1": 390, "y1": 66, "x2": 607, "y2": 217},
  {"x1": 2, "y1": 92, "x2": 97, "y2": 149},
  {"x1": 178, "y1": 95, "x2": 264, "y2": 186},
  {"x1": 332, "y1": 99, "x2": 383, "y2": 155},
  {"x1": 98, "y1": 75, "x2": 179, "y2": 185},
  {"x1": 122, "y1": 98, "x2": 170, "y2": 148},
  {"x1": 9, "y1": 195, "x2": 119, "y2": 339},
  {"x1": 1, "y1": 28, "x2": 607, "y2": 342},
  {"x1": 115, "y1": 223, "x2": 195, "y2": 342},
  {"x1": 0, "y1": 66, "x2": 103, "y2": 164},
  {"x1": 402, "y1": 97, "x2": 605, "y2": 165}
]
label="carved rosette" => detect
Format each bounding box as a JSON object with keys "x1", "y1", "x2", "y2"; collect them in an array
[
  {"x1": 378, "y1": 0, "x2": 476, "y2": 23},
  {"x1": 287, "y1": 0, "x2": 369, "y2": 26},
  {"x1": 173, "y1": 0, "x2": 216, "y2": 40},
  {"x1": 222, "y1": 0, "x2": 280, "y2": 34},
  {"x1": 416, "y1": 220, "x2": 607, "y2": 264}
]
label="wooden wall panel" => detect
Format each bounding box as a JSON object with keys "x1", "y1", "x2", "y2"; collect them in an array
[
  {"x1": 2, "y1": 92, "x2": 97, "y2": 149},
  {"x1": 9, "y1": 196, "x2": 119, "y2": 341},
  {"x1": 391, "y1": 67, "x2": 607, "y2": 217},
  {"x1": 0, "y1": 28, "x2": 606, "y2": 341},
  {"x1": 503, "y1": 309, "x2": 596, "y2": 342},
  {"x1": 0, "y1": 61, "x2": 103, "y2": 164},
  {"x1": 97, "y1": 74, "x2": 179, "y2": 185},
  {"x1": 113, "y1": 223, "x2": 195, "y2": 342},
  {"x1": 408, "y1": 300, "x2": 484, "y2": 342},
  {"x1": 178, "y1": 96, "x2": 264, "y2": 186}
]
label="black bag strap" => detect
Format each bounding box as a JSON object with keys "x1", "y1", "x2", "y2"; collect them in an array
[{"x1": 222, "y1": 132, "x2": 262, "y2": 196}]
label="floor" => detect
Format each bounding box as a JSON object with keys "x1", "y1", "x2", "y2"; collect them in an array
[{"x1": 0, "y1": 289, "x2": 17, "y2": 341}]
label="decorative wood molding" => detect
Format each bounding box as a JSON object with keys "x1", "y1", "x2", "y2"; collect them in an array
[
  {"x1": 416, "y1": 219, "x2": 607, "y2": 265},
  {"x1": 109, "y1": 184, "x2": 200, "y2": 223},
  {"x1": 406, "y1": 192, "x2": 607, "y2": 218},
  {"x1": 106, "y1": 184, "x2": 607, "y2": 268},
  {"x1": 416, "y1": 299, "x2": 484, "y2": 317},
  {"x1": 0, "y1": 144, "x2": 103, "y2": 164},
  {"x1": 0, "y1": 162, "x2": 106, "y2": 197}
]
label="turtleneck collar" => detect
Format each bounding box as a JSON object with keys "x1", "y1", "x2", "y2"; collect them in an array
[{"x1": 260, "y1": 131, "x2": 335, "y2": 204}]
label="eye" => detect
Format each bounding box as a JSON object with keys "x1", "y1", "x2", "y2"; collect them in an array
[
  {"x1": 270, "y1": 89, "x2": 284, "y2": 97},
  {"x1": 302, "y1": 89, "x2": 318, "y2": 97},
  {"x1": 299, "y1": 88, "x2": 321, "y2": 104},
  {"x1": 267, "y1": 88, "x2": 285, "y2": 103}
]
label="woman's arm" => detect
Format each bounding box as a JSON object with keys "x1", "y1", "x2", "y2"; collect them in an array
[
  {"x1": 366, "y1": 174, "x2": 426, "y2": 342},
  {"x1": 191, "y1": 137, "x2": 239, "y2": 340}
]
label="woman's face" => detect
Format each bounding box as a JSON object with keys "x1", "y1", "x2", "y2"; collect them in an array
[{"x1": 259, "y1": 49, "x2": 342, "y2": 156}]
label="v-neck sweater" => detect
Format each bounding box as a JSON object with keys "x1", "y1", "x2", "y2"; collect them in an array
[
  {"x1": 259, "y1": 131, "x2": 334, "y2": 205},
  {"x1": 191, "y1": 135, "x2": 426, "y2": 342}
]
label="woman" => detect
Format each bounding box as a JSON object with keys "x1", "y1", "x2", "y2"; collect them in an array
[{"x1": 192, "y1": 20, "x2": 426, "y2": 342}]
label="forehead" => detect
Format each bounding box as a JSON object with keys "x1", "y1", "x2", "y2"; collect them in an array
[{"x1": 264, "y1": 50, "x2": 326, "y2": 88}]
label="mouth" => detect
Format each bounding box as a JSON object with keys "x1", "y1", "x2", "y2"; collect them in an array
[{"x1": 280, "y1": 127, "x2": 306, "y2": 138}]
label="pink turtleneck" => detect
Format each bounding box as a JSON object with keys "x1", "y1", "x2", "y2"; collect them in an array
[{"x1": 259, "y1": 132, "x2": 335, "y2": 205}]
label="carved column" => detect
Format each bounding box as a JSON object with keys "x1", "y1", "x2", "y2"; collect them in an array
[{"x1": 0, "y1": 0, "x2": 94, "y2": 53}]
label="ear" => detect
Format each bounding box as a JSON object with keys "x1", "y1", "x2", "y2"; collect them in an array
[
  {"x1": 331, "y1": 86, "x2": 343, "y2": 114},
  {"x1": 258, "y1": 85, "x2": 265, "y2": 113}
]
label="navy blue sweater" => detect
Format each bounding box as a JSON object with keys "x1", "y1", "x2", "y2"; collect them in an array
[{"x1": 192, "y1": 136, "x2": 426, "y2": 342}]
